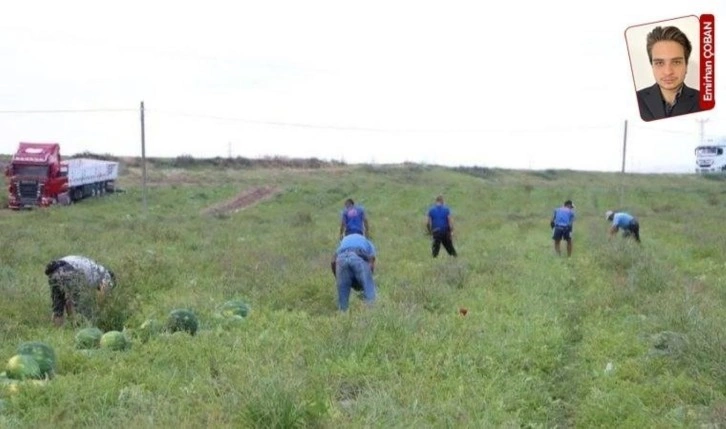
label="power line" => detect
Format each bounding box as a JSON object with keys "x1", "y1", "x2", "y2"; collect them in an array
[
  {"x1": 152, "y1": 108, "x2": 618, "y2": 134},
  {"x1": 0, "y1": 108, "x2": 135, "y2": 114},
  {"x1": 627, "y1": 124, "x2": 699, "y2": 136},
  {"x1": 0, "y1": 105, "x2": 718, "y2": 137}
]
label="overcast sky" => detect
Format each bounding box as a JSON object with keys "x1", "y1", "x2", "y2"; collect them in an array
[{"x1": 0, "y1": 1, "x2": 723, "y2": 172}]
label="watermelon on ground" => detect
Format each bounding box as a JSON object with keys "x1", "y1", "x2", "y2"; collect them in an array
[
  {"x1": 166, "y1": 309, "x2": 199, "y2": 335},
  {"x1": 5, "y1": 355, "x2": 42, "y2": 380},
  {"x1": 75, "y1": 327, "x2": 104, "y2": 350},
  {"x1": 218, "y1": 300, "x2": 250, "y2": 319},
  {"x1": 135, "y1": 319, "x2": 162, "y2": 343},
  {"x1": 0, "y1": 377, "x2": 48, "y2": 396},
  {"x1": 16, "y1": 341, "x2": 56, "y2": 378},
  {"x1": 100, "y1": 331, "x2": 129, "y2": 351},
  {"x1": 0, "y1": 377, "x2": 20, "y2": 396}
]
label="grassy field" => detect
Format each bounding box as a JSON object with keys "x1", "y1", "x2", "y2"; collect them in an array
[{"x1": 1, "y1": 161, "x2": 725, "y2": 428}]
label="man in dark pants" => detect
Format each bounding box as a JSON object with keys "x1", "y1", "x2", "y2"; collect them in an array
[
  {"x1": 550, "y1": 200, "x2": 576, "y2": 257},
  {"x1": 606, "y1": 210, "x2": 641, "y2": 243},
  {"x1": 426, "y1": 195, "x2": 457, "y2": 258}
]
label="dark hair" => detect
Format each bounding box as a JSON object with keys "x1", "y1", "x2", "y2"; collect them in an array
[
  {"x1": 646, "y1": 26, "x2": 693, "y2": 64},
  {"x1": 345, "y1": 198, "x2": 354, "y2": 206},
  {"x1": 564, "y1": 200, "x2": 573, "y2": 207},
  {"x1": 44, "y1": 260, "x2": 68, "y2": 276}
]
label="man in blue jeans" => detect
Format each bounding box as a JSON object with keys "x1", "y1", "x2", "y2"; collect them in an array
[
  {"x1": 606, "y1": 210, "x2": 641, "y2": 243},
  {"x1": 332, "y1": 233, "x2": 377, "y2": 311},
  {"x1": 550, "y1": 200, "x2": 576, "y2": 256}
]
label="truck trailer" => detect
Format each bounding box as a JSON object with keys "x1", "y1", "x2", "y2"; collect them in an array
[{"x1": 4, "y1": 142, "x2": 119, "y2": 209}]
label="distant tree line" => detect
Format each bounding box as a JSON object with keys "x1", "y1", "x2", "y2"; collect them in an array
[{"x1": 68, "y1": 152, "x2": 346, "y2": 170}]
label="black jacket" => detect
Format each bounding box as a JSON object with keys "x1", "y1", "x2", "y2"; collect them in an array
[{"x1": 636, "y1": 82, "x2": 701, "y2": 122}]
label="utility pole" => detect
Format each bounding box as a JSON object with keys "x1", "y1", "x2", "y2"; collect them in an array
[
  {"x1": 140, "y1": 101, "x2": 147, "y2": 214},
  {"x1": 621, "y1": 119, "x2": 628, "y2": 173},
  {"x1": 620, "y1": 119, "x2": 628, "y2": 208},
  {"x1": 696, "y1": 118, "x2": 710, "y2": 145},
  {"x1": 228, "y1": 141, "x2": 232, "y2": 158}
]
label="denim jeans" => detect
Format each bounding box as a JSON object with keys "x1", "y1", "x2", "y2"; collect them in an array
[{"x1": 335, "y1": 252, "x2": 376, "y2": 311}]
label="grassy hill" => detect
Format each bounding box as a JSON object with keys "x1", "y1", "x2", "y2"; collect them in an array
[{"x1": 0, "y1": 162, "x2": 725, "y2": 428}]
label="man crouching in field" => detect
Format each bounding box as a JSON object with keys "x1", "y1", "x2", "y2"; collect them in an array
[
  {"x1": 331, "y1": 233, "x2": 377, "y2": 311},
  {"x1": 45, "y1": 255, "x2": 116, "y2": 327},
  {"x1": 606, "y1": 210, "x2": 641, "y2": 243}
]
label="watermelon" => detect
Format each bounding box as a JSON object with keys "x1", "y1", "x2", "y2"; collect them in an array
[
  {"x1": 75, "y1": 327, "x2": 104, "y2": 350},
  {"x1": 0, "y1": 377, "x2": 48, "y2": 396},
  {"x1": 5, "y1": 355, "x2": 42, "y2": 380},
  {"x1": 16, "y1": 341, "x2": 56, "y2": 378},
  {"x1": 218, "y1": 300, "x2": 250, "y2": 319},
  {"x1": 137, "y1": 319, "x2": 162, "y2": 343},
  {"x1": 0, "y1": 377, "x2": 21, "y2": 396},
  {"x1": 166, "y1": 309, "x2": 199, "y2": 335},
  {"x1": 100, "y1": 331, "x2": 128, "y2": 351}
]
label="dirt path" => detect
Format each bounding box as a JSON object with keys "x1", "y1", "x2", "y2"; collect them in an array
[{"x1": 202, "y1": 186, "x2": 280, "y2": 216}]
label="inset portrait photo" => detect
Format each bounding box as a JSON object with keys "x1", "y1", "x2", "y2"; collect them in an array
[{"x1": 625, "y1": 15, "x2": 713, "y2": 122}]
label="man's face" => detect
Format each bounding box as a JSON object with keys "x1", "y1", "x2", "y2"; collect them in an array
[{"x1": 651, "y1": 40, "x2": 687, "y2": 91}]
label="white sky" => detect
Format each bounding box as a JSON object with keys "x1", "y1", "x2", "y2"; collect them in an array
[{"x1": 0, "y1": 1, "x2": 723, "y2": 173}]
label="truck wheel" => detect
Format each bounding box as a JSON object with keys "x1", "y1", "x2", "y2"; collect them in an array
[{"x1": 58, "y1": 193, "x2": 71, "y2": 206}]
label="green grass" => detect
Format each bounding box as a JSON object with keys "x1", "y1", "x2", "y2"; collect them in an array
[{"x1": 1, "y1": 163, "x2": 726, "y2": 428}]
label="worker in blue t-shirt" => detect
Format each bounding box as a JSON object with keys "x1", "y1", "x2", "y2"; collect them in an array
[
  {"x1": 339, "y1": 198, "x2": 370, "y2": 239},
  {"x1": 426, "y1": 195, "x2": 457, "y2": 258},
  {"x1": 550, "y1": 200, "x2": 576, "y2": 257},
  {"x1": 606, "y1": 210, "x2": 641, "y2": 243},
  {"x1": 332, "y1": 233, "x2": 377, "y2": 311}
]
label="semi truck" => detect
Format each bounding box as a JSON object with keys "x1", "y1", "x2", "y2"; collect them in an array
[
  {"x1": 695, "y1": 137, "x2": 726, "y2": 173},
  {"x1": 4, "y1": 142, "x2": 119, "y2": 209}
]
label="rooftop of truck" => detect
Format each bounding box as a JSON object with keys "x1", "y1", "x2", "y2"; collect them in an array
[{"x1": 12, "y1": 143, "x2": 60, "y2": 164}]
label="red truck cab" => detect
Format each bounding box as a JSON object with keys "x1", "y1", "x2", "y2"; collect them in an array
[{"x1": 5, "y1": 142, "x2": 68, "y2": 209}]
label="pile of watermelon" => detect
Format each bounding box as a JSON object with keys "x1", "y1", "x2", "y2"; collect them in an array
[
  {"x1": 0, "y1": 341, "x2": 56, "y2": 394},
  {"x1": 4, "y1": 341, "x2": 56, "y2": 380},
  {"x1": 1, "y1": 300, "x2": 251, "y2": 394},
  {"x1": 77, "y1": 301, "x2": 249, "y2": 347},
  {"x1": 74, "y1": 327, "x2": 130, "y2": 351}
]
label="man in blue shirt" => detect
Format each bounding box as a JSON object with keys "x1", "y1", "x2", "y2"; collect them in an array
[
  {"x1": 333, "y1": 233, "x2": 377, "y2": 311},
  {"x1": 606, "y1": 210, "x2": 641, "y2": 243},
  {"x1": 339, "y1": 198, "x2": 370, "y2": 239},
  {"x1": 426, "y1": 195, "x2": 457, "y2": 258},
  {"x1": 550, "y1": 200, "x2": 576, "y2": 257}
]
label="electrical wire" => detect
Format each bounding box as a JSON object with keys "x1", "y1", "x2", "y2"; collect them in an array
[
  {"x1": 0, "y1": 108, "x2": 135, "y2": 114},
  {"x1": 0, "y1": 106, "x2": 718, "y2": 138}
]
